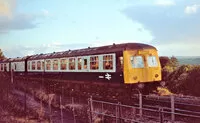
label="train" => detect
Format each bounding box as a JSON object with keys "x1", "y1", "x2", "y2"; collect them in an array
[{"x1": 0, "y1": 43, "x2": 162, "y2": 92}]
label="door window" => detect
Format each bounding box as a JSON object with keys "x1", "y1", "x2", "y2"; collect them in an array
[{"x1": 147, "y1": 56, "x2": 158, "y2": 67}]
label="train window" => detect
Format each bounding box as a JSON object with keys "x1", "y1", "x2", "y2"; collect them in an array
[
  {"x1": 78, "y1": 58, "x2": 82, "y2": 70},
  {"x1": 83, "y1": 59, "x2": 87, "y2": 69},
  {"x1": 119, "y1": 57, "x2": 123, "y2": 70},
  {"x1": 60, "y1": 59, "x2": 67, "y2": 70},
  {"x1": 1, "y1": 64, "x2": 3, "y2": 71},
  {"x1": 4, "y1": 64, "x2": 7, "y2": 71},
  {"x1": 46, "y1": 60, "x2": 51, "y2": 70},
  {"x1": 69, "y1": 58, "x2": 75, "y2": 70},
  {"x1": 147, "y1": 56, "x2": 158, "y2": 67},
  {"x1": 42, "y1": 61, "x2": 44, "y2": 70},
  {"x1": 15, "y1": 63, "x2": 17, "y2": 70},
  {"x1": 37, "y1": 61, "x2": 41, "y2": 70},
  {"x1": 53, "y1": 60, "x2": 58, "y2": 70},
  {"x1": 28, "y1": 62, "x2": 30, "y2": 70},
  {"x1": 32, "y1": 61, "x2": 36, "y2": 70},
  {"x1": 103, "y1": 55, "x2": 113, "y2": 70},
  {"x1": 90, "y1": 56, "x2": 99, "y2": 70},
  {"x1": 130, "y1": 56, "x2": 144, "y2": 68}
]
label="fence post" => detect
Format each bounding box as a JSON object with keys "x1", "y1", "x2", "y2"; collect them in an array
[
  {"x1": 139, "y1": 93, "x2": 142, "y2": 119},
  {"x1": 116, "y1": 102, "x2": 119, "y2": 123},
  {"x1": 88, "y1": 96, "x2": 93, "y2": 123},
  {"x1": 118, "y1": 102, "x2": 122, "y2": 123},
  {"x1": 60, "y1": 87, "x2": 64, "y2": 123},
  {"x1": 101, "y1": 101, "x2": 104, "y2": 121},
  {"x1": 11, "y1": 69, "x2": 13, "y2": 84},
  {"x1": 171, "y1": 95, "x2": 175, "y2": 123},
  {"x1": 72, "y1": 97, "x2": 76, "y2": 123},
  {"x1": 48, "y1": 84, "x2": 52, "y2": 123},
  {"x1": 159, "y1": 107, "x2": 164, "y2": 123},
  {"x1": 48, "y1": 94, "x2": 55, "y2": 123},
  {"x1": 24, "y1": 81, "x2": 27, "y2": 122}
]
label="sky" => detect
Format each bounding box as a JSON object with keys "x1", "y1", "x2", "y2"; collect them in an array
[{"x1": 0, "y1": 0, "x2": 200, "y2": 58}]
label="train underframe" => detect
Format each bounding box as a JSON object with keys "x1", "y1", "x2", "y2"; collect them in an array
[{"x1": 10, "y1": 71, "x2": 161, "y2": 100}]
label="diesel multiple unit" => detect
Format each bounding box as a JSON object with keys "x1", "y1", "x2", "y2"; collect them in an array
[{"x1": 0, "y1": 43, "x2": 161, "y2": 88}]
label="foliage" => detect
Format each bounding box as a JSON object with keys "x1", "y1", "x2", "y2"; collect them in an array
[
  {"x1": 163, "y1": 63, "x2": 200, "y2": 97},
  {"x1": 160, "y1": 56, "x2": 200, "y2": 96},
  {"x1": 0, "y1": 49, "x2": 5, "y2": 60},
  {"x1": 159, "y1": 56, "x2": 170, "y2": 68},
  {"x1": 184, "y1": 66, "x2": 200, "y2": 96},
  {"x1": 159, "y1": 56, "x2": 179, "y2": 81},
  {"x1": 166, "y1": 65, "x2": 193, "y2": 94},
  {"x1": 160, "y1": 56, "x2": 179, "y2": 69}
]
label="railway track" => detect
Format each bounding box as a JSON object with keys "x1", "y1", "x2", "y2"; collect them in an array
[{"x1": 1, "y1": 73, "x2": 200, "y2": 122}]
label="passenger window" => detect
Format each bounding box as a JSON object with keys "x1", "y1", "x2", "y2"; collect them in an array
[
  {"x1": 14, "y1": 63, "x2": 17, "y2": 70},
  {"x1": 1, "y1": 64, "x2": 3, "y2": 71},
  {"x1": 37, "y1": 61, "x2": 41, "y2": 70},
  {"x1": 78, "y1": 58, "x2": 82, "y2": 70},
  {"x1": 103, "y1": 55, "x2": 113, "y2": 70},
  {"x1": 130, "y1": 56, "x2": 144, "y2": 68},
  {"x1": 53, "y1": 60, "x2": 58, "y2": 70},
  {"x1": 69, "y1": 58, "x2": 75, "y2": 70},
  {"x1": 42, "y1": 61, "x2": 44, "y2": 70},
  {"x1": 4, "y1": 64, "x2": 7, "y2": 71},
  {"x1": 148, "y1": 56, "x2": 158, "y2": 67},
  {"x1": 60, "y1": 59, "x2": 67, "y2": 70},
  {"x1": 46, "y1": 60, "x2": 51, "y2": 70},
  {"x1": 28, "y1": 62, "x2": 30, "y2": 70},
  {"x1": 83, "y1": 59, "x2": 87, "y2": 69},
  {"x1": 90, "y1": 56, "x2": 99, "y2": 70},
  {"x1": 32, "y1": 61, "x2": 36, "y2": 70}
]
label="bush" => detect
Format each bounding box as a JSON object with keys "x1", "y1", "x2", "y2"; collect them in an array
[
  {"x1": 160, "y1": 56, "x2": 179, "y2": 81},
  {"x1": 163, "y1": 63, "x2": 200, "y2": 97},
  {"x1": 159, "y1": 56, "x2": 200, "y2": 96},
  {"x1": 166, "y1": 65, "x2": 193, "y2": 94},
  {"x1": 184, "y1": 66, "x2": 200, "y2": 96}
]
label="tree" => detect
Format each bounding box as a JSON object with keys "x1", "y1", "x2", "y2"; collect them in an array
[
  {"x1": 184, "y1": 66, "x2": 200, "y2": 96},
  {"x1": 0, "y1": 49, "x2": 5, "y2": 60},
  {"x1": 159, "y1": 56, "x2": 179, "y2": 81},
  {"x1": 159, "y1": 56, "x2": 170, "y2": 68},
  {"x1": 169, "y1": 56, "x2": 179, "y2": 69},
  {"x1": 159, "y1": 56, "x2": 179, "y2": 69}
]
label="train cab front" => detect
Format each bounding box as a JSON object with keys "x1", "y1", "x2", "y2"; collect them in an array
[{"x1": 123, "y1": 49, "x2": 162, "y2": 92}]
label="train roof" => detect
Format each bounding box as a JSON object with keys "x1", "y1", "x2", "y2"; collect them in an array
[
  {"x1": 9, "y1": 56, "x2": 30, "y2": 62},
  {"x1": 28, "y1": 43, "x2": 156, "y2": 60},
  {"x1": 0, "y1": 58, "x2": 10, "y2": 63}
]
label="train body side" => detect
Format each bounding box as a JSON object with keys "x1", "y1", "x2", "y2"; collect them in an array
[
  {"x1": 1, "y1": 43, "x2": 162, "y2": 86},
  {"x1": 27, "y1": 52, "x2": 124, "y2": 84}
]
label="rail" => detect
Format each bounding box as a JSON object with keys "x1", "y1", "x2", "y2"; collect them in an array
[{"x1": 1, "y1": 73, "x2": 200, "y2": 123}]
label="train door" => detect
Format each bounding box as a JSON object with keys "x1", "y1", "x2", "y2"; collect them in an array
[
  {"x1": 0, "y1": 63, "x2": 3, "y2": 72},
  {"x1": 123, "y1": 50, "x2": 145, "y2": 84},
  {"x1": 83, "y1": 57, "x2": 89, "y2": 71},
  {"x1": 11, "y1": 62, "x2": 16, "y2": 71},
  {"x1": 9, "y1": 62, "x2": 11, "y2": 72}
]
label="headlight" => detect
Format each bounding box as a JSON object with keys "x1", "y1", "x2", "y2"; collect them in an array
[
  {"x1": 155, "y1": 74, "x2": 159, "y2": 78},
  {"x1": 133, "y1": 76, "x2": 137, "y2": 80}
]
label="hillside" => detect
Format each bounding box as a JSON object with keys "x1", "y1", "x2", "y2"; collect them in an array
[{"x1": 176, "y1": 56, "x2": 200, "y2": 65}]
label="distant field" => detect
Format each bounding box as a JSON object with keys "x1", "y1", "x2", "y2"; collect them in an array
[{"x1": 176, "y1": 56, "x2": 200, "y2": 65}]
